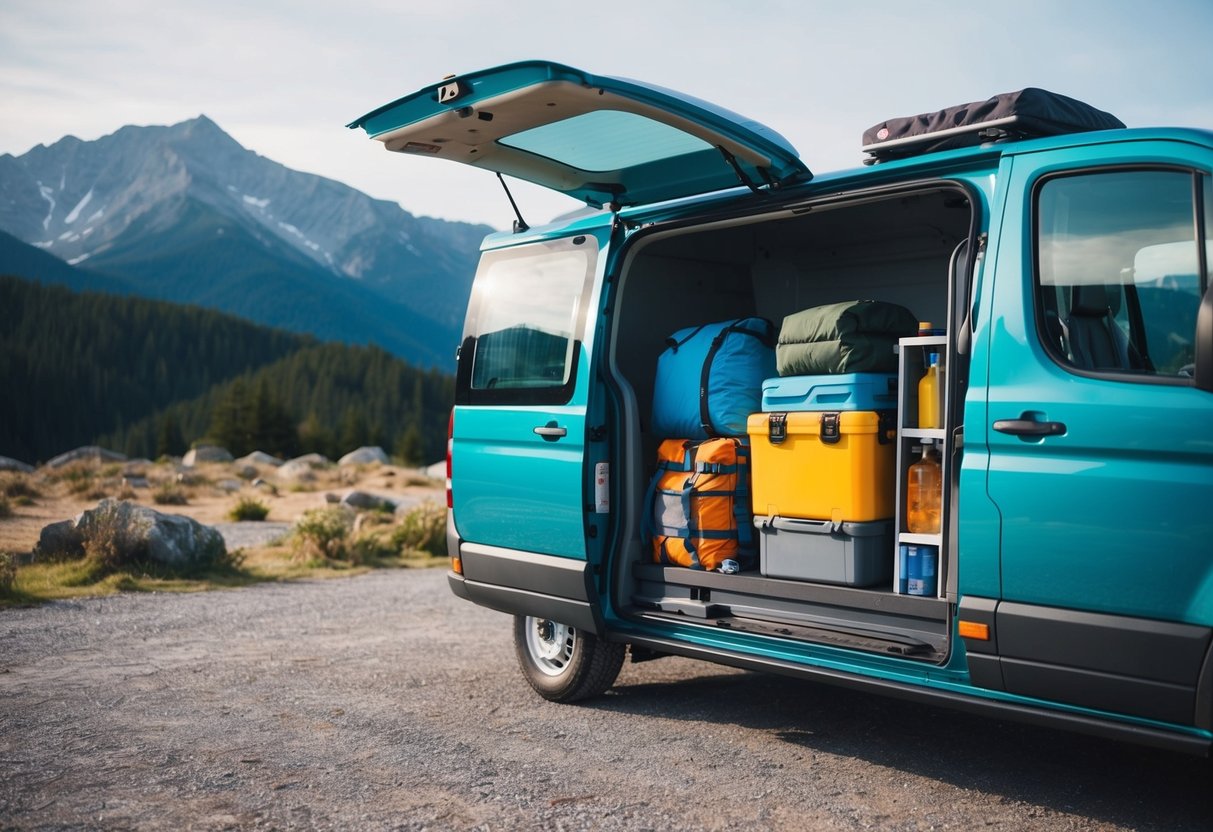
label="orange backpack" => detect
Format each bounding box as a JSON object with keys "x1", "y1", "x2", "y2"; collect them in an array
[{"x1": 644, "y1": 437, "x2": 755, "y2": 571}]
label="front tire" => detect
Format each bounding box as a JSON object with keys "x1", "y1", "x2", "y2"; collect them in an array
[{"x1": 513, "y1": 615, "x2": 625, "y2": 702}]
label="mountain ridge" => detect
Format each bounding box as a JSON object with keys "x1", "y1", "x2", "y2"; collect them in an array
[{"x1": 0, "y1": 116, "x2": 490, "y2": 368}]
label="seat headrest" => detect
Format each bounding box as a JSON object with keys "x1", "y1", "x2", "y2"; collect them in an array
[{"x1": 1070, "y1": 284, "x2": 1115, "y2": 317}]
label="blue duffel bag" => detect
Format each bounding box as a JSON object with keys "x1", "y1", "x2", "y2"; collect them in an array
[{"x1": 652, "y1": 317, "x2": 777, "y2": 439}]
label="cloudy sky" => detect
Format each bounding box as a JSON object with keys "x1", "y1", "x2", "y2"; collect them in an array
[{"x1": 3, "y1": 0, "x2": 1211, "y2": 230}]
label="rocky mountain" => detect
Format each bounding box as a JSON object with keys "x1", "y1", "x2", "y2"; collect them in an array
[{"x1": 0, "y1": 117, "x2": 491, "y2": 368}]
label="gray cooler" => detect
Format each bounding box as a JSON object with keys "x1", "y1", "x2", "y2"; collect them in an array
[{"x1": 755, "y1": 516, "x2": 893, "y2": 586}]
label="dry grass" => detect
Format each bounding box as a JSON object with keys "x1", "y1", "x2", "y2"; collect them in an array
[{"x1": 0, "y1": 457, "x2": 445, "y2": 606}]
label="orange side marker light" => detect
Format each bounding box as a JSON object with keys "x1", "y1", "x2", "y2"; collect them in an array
[{"x1": 958, "y1": 620, "x2": 990, "y2": 640}]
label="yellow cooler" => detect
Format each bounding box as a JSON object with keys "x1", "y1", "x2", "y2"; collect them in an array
[{"x1": 747, "y1": 411, "x2": 895, "y2": 522}]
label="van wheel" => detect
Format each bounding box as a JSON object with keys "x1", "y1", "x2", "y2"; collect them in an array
[{"x1": 513, "y1": 615, "x2": 625, "y2": 702}]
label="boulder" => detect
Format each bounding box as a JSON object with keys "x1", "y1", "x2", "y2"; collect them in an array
[
  {"x1": 35, "y1": 500, "x2": 226, "y2": 568},
  {"x1": 324, "y1": 492, "x2": 341, "y2": 504},
  {"x1": 0, "y1": 455, "x2": 35, "y2": 473},
  {"x1": 183, "y1": 446, "x2": 234, "y2": 466},
  {"x1": 35, "y1": 519, "x2": 83, "y2": 559},
  {"x1": 338, "y1": 446, "x2": 389, "y2": 466},
  {"x1": 216, "y1": 479, "x2": 243, "y2": 493},
  {"x1": 277, "y1": 454, "x2": 330, "y2": 482},
  {"x1": 340, "y1": 490, "x2": 397, "y2": 512},
  {"x1": 235, "y1": 465, "x2": 258, "y2": 481},
  {"x1": 235, "y1": 451, "x2": 284, "y2": 467},
  {"x1": 45, "y1": 446, "x2": 127, "y2": 469}
]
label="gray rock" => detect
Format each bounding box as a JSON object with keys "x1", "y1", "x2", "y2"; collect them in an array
[
  {"x1": 216, "y1": 479, "x2": 243, "y2": 493},
  {"x1": 122, "y1": 476, "x2": 150, "y2": 489},
  {"x1": 340, "y1": 490, "x2": 397, "y2": 512},
  {"x1": 183, "y1": 446, "x2": 234, "y2": 466},
  {"x1": 45, "y1": 446, "x2": 127, "y2": 469},
  {"x1": 324, "y1": 492, "x2": 341, "y2": 504},
  {"x1": 35, "y1": 500, "x2": 225, "y2": 568},
  {"x1": 338, "y1": 446, "x2": 389, "y2": 466},
  {"x1": 423, "y1": 460, "x2": 446, "y2": 480},
  {"x1": 76, "y1": 500, "x2": 226, "y2": 568},
  {"x1": 276, "y1": 454, "x2": 330, "y2": 482},
  {"x1": 235, "y1": 451, "x2": 284, "y2": 467},
  {"x1": 0, "y1": 455, "x2": 35, "y2": 473},
  {"x1": 252, "y1": 478, "x2": 279, "y2": 496},
  {"x1": 235, "y1": 465, "x2": 258, "y2": 481},
  {"x1": 34, "y1": 519, "x2": 84, "y2": 559}
]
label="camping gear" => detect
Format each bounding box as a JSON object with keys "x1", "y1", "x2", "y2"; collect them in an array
[
  {"x1": 652, "y1": 317, "x2": 776, "y2": 439},
  {"x1": 645, "y1": 437, "x2": 754, "y2": 571}
]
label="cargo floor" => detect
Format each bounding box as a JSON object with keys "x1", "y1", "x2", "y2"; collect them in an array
[{"x1": 628, "y1": 563, "x2": 950, "y2": 662}]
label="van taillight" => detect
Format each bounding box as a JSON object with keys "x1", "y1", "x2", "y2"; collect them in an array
[{"x1": 446, "y1": 408, "x2": 454, "y2": 509}]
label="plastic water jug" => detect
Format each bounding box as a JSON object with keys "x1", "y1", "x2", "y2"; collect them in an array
[{"x1": 906, "y1": 444, "x2": 941, "y2": 534}]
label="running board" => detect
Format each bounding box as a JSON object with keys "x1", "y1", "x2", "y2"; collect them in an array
[{"x1": 630, "y1": 563, "x2": 950, "y2": 660}]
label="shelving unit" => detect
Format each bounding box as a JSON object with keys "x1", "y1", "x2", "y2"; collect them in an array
[{"x1": 893, "y1": 335, "x2": 948, "y2": 597}]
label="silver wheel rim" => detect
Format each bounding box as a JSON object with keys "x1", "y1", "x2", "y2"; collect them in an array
[{"x1": 523, "y1": 617, "x2": 575, "y2": 677}]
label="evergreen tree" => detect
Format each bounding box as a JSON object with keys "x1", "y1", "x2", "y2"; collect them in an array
[
  {"x1": 156, "y1": 410, "x2": 187, "y2": 458},
  {"x1": 337, "y1": 405, "x2": 368, "y2": 456},
  {"x1": 250, "y1": 378, "x2": 298, "y2": 457},
  {"x1": 208, "y1": 377, "x2": 255, "y2": 455},
  {"x1": 395, "y1": 423, "x2": 424, "y2": 466}
]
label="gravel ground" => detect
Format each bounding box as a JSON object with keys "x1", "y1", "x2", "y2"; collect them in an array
[
  {"x1": 0, "y1": 569, "x2": 1209, "y2": 831},
  {"x1": 212, "y1": 523, "x2": 294, "y2": 551}
]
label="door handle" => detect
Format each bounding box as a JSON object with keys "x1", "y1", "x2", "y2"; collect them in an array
[
  {"x1": 992, "y1": 419, "x2": 1066, "y2": 437},
  {"x1": 533, "y1": 423, "x2": 567, "y2": 439}
]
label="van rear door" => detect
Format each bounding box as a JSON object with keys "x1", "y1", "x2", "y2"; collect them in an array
[
  {"x1": 348, "y1": 60, "x2": 809, "y2": 208},
  {"x1": 448, "y1": 228, "x2": 608, "y2": 632}
]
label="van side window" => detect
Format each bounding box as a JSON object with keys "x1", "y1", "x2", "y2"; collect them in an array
[
  {"x1": 1035, "y1": 169, "x2": 1209, "y2": 379},
  {"x1": 460, "y1": 236, "x2": 597, "y2": 404}
]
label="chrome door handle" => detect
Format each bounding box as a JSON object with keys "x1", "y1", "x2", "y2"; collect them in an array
[
  {"x1": 533, "y1": 423, "x2": 567, "y2": 439},
  {"x1": 992, "y1": 419, "x2": 1066, "y2": 437}
]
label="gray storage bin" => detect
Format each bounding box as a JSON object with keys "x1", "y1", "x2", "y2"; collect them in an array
[{"x1": 755, "y1": 516, "x2": 892, "y2": 586}]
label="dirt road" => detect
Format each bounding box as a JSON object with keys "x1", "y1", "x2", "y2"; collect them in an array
[{"x1": 1, "y1": 569, "x2": 1209, "y2": 830}]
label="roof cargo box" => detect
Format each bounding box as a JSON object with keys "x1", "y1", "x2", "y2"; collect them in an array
[{"x1": 862, "y1": 88, "x2": 1124, "y2": 163}]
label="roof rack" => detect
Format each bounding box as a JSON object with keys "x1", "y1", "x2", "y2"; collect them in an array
[{"x1": 862, "y1": 88, "x2": 1124, "y2": 164}]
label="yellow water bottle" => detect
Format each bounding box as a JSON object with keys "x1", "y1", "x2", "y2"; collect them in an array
[{"x1": 918, "y1": 352, "x2": 940, "y2": 429}]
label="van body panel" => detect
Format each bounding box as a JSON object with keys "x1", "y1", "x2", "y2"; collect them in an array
[{"x1": 352, "y1": 68, "x2": 1213, "y2": 753}]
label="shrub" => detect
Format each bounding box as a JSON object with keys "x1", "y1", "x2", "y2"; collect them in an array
[
  {"x1": 152, "y1": 483, "x2": 189, "y2": 505},
  {"x1": 292, "y1": 507, "x2": 354, "y2": 562},
  {"x1": 3, "y1": 478, "x2": 40, "y2": 500},
  {"x1": 391, "y1": 501, "x2": 447, "y2": 557},
  {"x1": 81, "y1": 504, "x2": 146, "y2": 571},
  {"x1": 0, "y1": 552, "x2": 15, "y2": 593},
  {"x1": 0, "y1": 496, "x2": 11, "y2": 519},
  {"x1": 228, "y1": 497, "x2": 270, "y2": 522}
]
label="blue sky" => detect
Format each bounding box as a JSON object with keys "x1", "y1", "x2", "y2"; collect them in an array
[{"x1": 2, "y1": 0, "x2": 1211, "y2": 229}]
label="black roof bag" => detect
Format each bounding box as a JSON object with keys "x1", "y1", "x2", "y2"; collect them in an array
[{"x1": 862, "y1": 88, "x2": 1125, "y2": 162}]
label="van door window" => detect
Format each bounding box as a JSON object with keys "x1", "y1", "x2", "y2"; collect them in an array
[
  {"x1": 1035, "y1": 169, "x2": 1209, "y2": 380},
  {"x1": 460, "y1": 236, "x2": 597, "y2": 405}
]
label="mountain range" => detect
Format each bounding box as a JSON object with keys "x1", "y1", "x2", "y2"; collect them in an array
[{"x1": 0, "y1": 116, "x2": 492, "y2": 369}]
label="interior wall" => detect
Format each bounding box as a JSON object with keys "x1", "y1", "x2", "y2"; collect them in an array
[
  {"x1": 752, "y1": 252, "x2": 952, "y2": 329},
  {"x1": 613, "y1": 251, "x2": 755, "y2": 435}
]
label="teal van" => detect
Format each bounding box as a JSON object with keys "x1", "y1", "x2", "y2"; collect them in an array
[{"x1": 350, "y1": 62, "x2": 1213, "y2": 756}]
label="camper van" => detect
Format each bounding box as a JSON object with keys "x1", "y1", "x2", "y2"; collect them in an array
[{"x1": 349, "y1": 62, "x2": 1213, "y2": 756}]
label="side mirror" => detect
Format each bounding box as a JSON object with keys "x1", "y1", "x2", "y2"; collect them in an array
[{"x1": 1196, "y1": 283, "x2": 1213, "y2": 391}]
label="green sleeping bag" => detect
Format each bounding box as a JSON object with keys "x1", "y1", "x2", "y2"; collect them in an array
[{"x1": 776, "y1": 300, "x2": 919, "y2": 375}]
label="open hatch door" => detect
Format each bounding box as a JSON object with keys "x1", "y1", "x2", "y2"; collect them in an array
[{"x1": 348, "y1": 60, "x2": 810, "y2": 208}]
